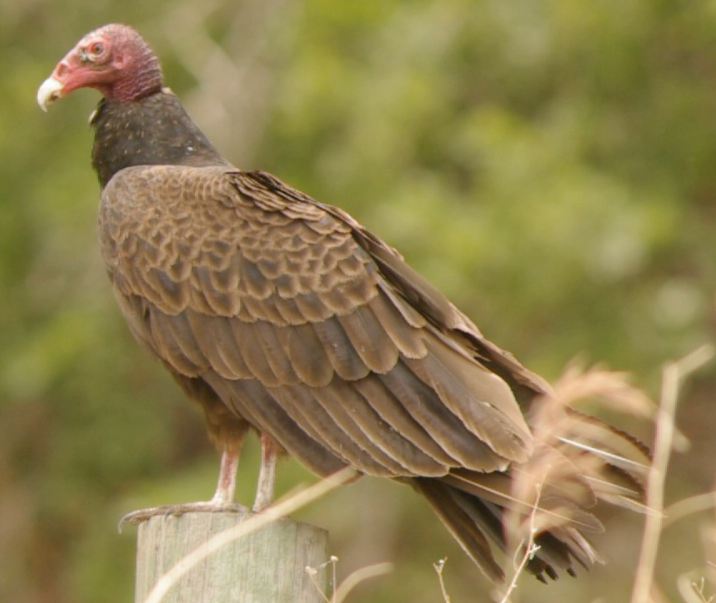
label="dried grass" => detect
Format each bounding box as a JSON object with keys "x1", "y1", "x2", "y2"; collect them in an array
[
  {"x1": 495, "y1": 344, "x2": 713, "y2": 603},
  {"x1": 307, "y1": 556, "x2": 394, "y2": 603},
  {"x1": 631, "y1": 345, "x2": 715, "y2": 603}
]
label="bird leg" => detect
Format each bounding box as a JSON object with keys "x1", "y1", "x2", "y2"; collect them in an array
[
  {"x1": 252, "y1": 433, "x2": 277, "y2": 511},
  {"x1": 211, "y1": 446, "x2": 240, "y2": 505},
  {"x1": 119, "y1": 445, "x2": 245, "y2": 529}
]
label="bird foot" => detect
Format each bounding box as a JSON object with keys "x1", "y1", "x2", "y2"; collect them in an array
[{"x1": 118, "y1": 501, "x2": 248, "y2": 531}]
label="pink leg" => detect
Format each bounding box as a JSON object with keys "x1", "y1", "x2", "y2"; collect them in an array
[
  {"x1": 211, "y1": 447, "x2": 240, "y2": 505},
  {"x1": 252, "y1": 433, "x2": 277, "y2": 511},
  {"x1": 119, "y1": 446, "x2": 244, "y2": 528}
]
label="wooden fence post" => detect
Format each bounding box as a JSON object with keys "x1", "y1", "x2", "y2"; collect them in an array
[{"x1": 134, "y1": 510, "x2": 328, "y2": 603}]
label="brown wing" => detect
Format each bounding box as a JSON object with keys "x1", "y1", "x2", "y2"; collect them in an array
[{"x1": 99, "y1": 164, "x2": 535, "y2": 480}]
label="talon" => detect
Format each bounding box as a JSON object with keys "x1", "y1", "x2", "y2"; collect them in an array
[{"x1": 118, "y1": 501, "x2": 248, "y2": 532}]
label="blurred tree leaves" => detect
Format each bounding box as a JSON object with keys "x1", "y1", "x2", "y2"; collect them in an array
[{"x1": 1, "y1": 0, "x2": 714, "y2": 601}]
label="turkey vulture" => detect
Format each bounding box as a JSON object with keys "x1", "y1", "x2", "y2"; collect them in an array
[{"x1": 37, "y1": 24, "x2": 649, "y2": 583}]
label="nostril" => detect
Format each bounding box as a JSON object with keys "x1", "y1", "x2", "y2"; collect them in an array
[{"x1": 56, "y1": 64, "x2": 67, "y2": 77}]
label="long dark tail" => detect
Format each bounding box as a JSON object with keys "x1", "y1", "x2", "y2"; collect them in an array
[
  {"x1": 412, "y1": 411, "x2": 650, "y2": 583},
  {"x1": 414, "y1": 477, "x2": 602, "y2": 582}
]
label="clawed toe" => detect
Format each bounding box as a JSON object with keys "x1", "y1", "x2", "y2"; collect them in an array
[{"x1": 118, "y1": 501, "x2": 248, "y2": 532}]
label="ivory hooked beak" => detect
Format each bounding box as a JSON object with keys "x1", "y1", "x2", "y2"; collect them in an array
[{"x1": 37, "y1": 77, "x2": 65, "y2": 112}]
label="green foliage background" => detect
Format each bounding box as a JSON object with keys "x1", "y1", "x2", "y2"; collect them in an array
[{"x1": 1, "y1": 0, "x2": 714, "y2": 601}]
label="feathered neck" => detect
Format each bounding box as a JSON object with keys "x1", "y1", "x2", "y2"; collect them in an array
[{"x1": 90, "y1": 90, "x2": 229, "y2": 188}]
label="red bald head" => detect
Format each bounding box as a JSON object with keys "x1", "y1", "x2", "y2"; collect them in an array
[{"x1": 37, "y1": 24, "x2": 162, "y2": 110}]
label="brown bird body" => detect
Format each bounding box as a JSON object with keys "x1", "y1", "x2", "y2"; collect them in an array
[{"x1": 38, "y1": 24, "x2": 649, "y2": 583}]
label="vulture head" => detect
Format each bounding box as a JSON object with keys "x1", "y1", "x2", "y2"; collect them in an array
[{"x1": 37, "y1": 23, "x2": 162, "y2": 110}]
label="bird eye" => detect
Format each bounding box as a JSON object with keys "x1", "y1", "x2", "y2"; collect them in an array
[{"x1": 90, "y1": 42, "x2": 104, "y2": 55}]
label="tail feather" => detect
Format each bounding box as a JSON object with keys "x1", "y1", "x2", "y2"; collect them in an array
[
  {"x1": 413, "y1": 477, "x2": 606, "y2": 583},
  {"x1": 410, "y1": 408, "x2": 650, "y2": 583},
  {"x1": 413, "y1": 478, "x2": 506, "y2": 582},
  {"x1": 441, "y1": 470, "x2": 603, "y2": 533},
  {"x1": 414, "y1": 477, "x2": 597, "y2": 582}
]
